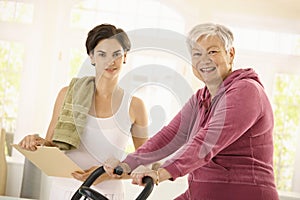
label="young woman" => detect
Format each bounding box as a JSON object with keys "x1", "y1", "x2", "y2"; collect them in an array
[{"x1": 19, "y1": 24, "x2": 148, "y2": 200}]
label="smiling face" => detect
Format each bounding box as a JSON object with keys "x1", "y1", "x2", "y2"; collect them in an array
[
  {"x1": 191, "y1": 35, "x2": 235, "y2": 86},
  {"x1": 90, "y1": 38, "x2": 126, "y2": 80}
]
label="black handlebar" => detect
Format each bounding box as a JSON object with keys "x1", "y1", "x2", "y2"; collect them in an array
[
  {"x1": 71, "y1": 166, "x2": 106, "y2": 200},
  {"x1": 71, "y1": 166, "x2": 154, "y2": 200},
  {"x1": 135, "y1": 176, "x2": 154, "y2": 200}
]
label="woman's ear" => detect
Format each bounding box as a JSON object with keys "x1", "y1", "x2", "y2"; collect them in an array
[{"x1": 229, "y1": 47, "x2": 235, "y2": 65}]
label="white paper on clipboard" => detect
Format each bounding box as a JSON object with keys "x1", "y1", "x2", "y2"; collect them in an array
[{"x1": 12, "y1": 144, "x2": 83, "y2": 178}]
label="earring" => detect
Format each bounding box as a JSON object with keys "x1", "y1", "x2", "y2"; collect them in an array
[
  {"x1": 123, "y1": 61, "x2": 126, "y2": 64},
  {"x1": 91, "y1": 63, "x2": 95, "y2": 66}
]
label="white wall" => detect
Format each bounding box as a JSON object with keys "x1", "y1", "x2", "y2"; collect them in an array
[{"x1": 5, "y1": 157, "x2": 23, "y2": 197}]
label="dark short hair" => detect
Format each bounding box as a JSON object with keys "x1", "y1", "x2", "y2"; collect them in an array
[{"x1": 85, "y1": 24, "x2": 131, "y2": 55}]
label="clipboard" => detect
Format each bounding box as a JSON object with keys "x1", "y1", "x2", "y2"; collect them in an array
[{"x1": 12, "y1": 144, "x2": 83, "y2": 178}]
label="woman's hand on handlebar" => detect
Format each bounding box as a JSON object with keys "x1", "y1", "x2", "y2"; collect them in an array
[
  {"x1": 103, "y1": 158, "x2": 121, "y2": 177},
  {"x1": 131, "y1": 165, "x2": 172, "y2": 186},
  {"x1": 103, "y1": 158, "x2": 131, "y2": 177},
  {"x1": 131, "y1": 165, "x2": 156, "y2": 186}
]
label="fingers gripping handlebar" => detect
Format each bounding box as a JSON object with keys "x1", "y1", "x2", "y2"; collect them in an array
[{"x1": 71, "y1": 166, "x2": 154, "y2": 200}]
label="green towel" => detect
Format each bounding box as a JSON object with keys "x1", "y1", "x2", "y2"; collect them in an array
[{"x1": 52, "y1": 76, "x2": 95, "y2": 150}]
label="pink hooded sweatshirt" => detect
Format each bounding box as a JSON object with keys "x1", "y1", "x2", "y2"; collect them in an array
[{"x1": 123, "y1": 68, "x2": 279, "y2": 200}]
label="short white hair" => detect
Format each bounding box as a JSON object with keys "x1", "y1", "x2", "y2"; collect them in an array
[{"x1": 187, "y1": 23, "x2": 234, "y2": 52}]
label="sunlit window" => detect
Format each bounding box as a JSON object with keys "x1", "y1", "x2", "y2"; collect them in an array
[
  {"x1": 70, "y1": 0, "x2": 185, "y2": 32},
  {"x1": 69, "y1": 48, "x2": 86, "y2": 78},
  {"x1": 0, "y1": 40, "x2": 24, "y2": 133},
  {"x1": 273, "y1": 74, "x2": 300, "y2": 191},
  {"x1": 0, "y1": 0, "x2": 34, "y2": 23},
  {"x1": 232, "y1": 27, "x2": 300, "y2": 56}
]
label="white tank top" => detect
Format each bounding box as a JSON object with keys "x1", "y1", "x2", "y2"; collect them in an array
[
  {"x1": 51, "y1": 92, "x2": 133, "y2": 198},
  {"x1": 67, "y1": 91, "x2": 132, "y2": 165}
]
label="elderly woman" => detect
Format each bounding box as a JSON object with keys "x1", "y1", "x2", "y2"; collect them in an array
[{"x1": 105, "y1": 23, "x2": 279, "y2": 199}]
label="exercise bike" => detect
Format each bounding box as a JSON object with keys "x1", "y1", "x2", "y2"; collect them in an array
[{"x1": 71, "y1": 166, "x2": 154, "y2": 200}]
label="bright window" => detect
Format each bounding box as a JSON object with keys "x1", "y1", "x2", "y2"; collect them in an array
[
  {"x1": 0, "y1": 0, "x2": 34, "y2": 157},
  {"x1": 70, "y1": 0, "x2": 185, "y2": 32},
  {"x1": 69, "y1": 48, "x2": 86, "y2": 78},
  {"x1": 0, "y1": 0, "x2": 34, "y2": 23},
  {"x1": 0, "y1": 40, "x2": 24, "y2": 133},
  {"x1": 273, "y1": 74, "x2": 300, "y2": 191},
  {"x1": 232, "y1": 27, "x2": 300, "y2": 56}
]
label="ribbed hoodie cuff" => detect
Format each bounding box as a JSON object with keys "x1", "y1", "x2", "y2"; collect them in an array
[{"x1": 162, "y1": 162, "x2": 181, "y2": 181}]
